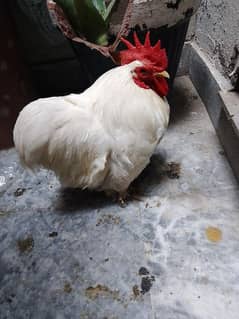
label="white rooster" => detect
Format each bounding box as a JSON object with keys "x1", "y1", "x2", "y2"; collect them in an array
[{"x1": 13, "y1": 32, "x2": 170, "y2": 201}]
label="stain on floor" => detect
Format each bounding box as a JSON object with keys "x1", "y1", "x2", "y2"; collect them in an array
[
  {"x1": 165, "y1": 162, "x2": 181, "y2": 179},
  {"x1": 17, "y1": 236, "x2": 34, "y2": 253},
  {"x1": 132, "y1": 285, "x2": 140, "y2": 298},
  {"x1": 138, "y1": 267, "x2": 155, "y2": 295},
  {"x1": 96, "y1": 214, "x2": 121, "y2": 226},
  {"x1": 64, "y1": 282, "x2": 73, "y2": 293},
  {"x1": 206, "y1": 227, "x2": 222, "y2": 242},
  {"x1": 14, "y1": 188, "x2": 26, "y2": 197},
  {"x1": 85, "y1": 285, "x2": 120, "y2": 301}
]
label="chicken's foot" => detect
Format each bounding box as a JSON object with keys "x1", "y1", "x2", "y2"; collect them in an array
[{"x1": 118, "y1": 188, "x2": 143, "y2": 207}]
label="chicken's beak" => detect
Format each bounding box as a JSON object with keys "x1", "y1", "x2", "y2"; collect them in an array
[{"x1": 154, "y1": 71, "x2": 170, "y2": 79}]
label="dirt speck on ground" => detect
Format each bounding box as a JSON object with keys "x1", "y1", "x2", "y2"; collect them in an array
[
  {"x1": 14, "y1": 188, "x2": 26, "y2": 197},
  {"x1": 49, "y1": 231, "x2": 58, "y2": 237},
  {"x1": 138, "y1": 267, "x2": 149, "y2": 276},
  {"x1": 165, "y1": 162, "x2": 181, "y2": 179},
  {"x1": 5, "y1": 293, "x2": 15, "y2": 304},
  {"x1": 132, "y1": 285, "x2": 140, "y2": 298},
  {"x1": 145, "y1": 201, "x2": 161, "y2": 209},
  {"x1": 141, "y1": 275, "x2": 155, "y2": 294},
  {"x1": 64, "y1": 282, "x2": 72, "y2": 293},
  {"x1": 96, "y1": 214, "x2": 121, "y2": 226},
  {"x1": 85, "y1": 284, "x2": 120, "y2": 301},
  {"x1": 0, "y1": 211, "x2": 12, "y2": 217},
  {"x1": 17, "y1": 236, "x2": 34, "y2": 253},
  {"x1": 138, "y1": 267, "x2": 155, "y2": 294}
]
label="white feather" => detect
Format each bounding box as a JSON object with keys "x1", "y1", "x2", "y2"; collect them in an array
[{"x1": 13, "y1": 61, "x2": 169, "y2": 192}]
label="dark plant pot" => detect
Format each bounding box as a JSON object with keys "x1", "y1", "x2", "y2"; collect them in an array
[{"x1": 71, "y1": 19, "x2": 190, "y2": 91}]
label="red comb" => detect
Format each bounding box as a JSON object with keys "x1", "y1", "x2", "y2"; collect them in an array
[{"x1": 117, "y1": 31, "x2": 168, "y2": 72}]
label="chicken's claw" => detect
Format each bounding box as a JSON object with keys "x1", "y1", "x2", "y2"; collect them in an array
[{"x1": 118, "y1": 189, "x2": 143, "y2": 207}]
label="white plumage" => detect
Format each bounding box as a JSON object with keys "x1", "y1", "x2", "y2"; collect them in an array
[{"x1": 14, "y1": 60, "x2": 169, "y2": 194}]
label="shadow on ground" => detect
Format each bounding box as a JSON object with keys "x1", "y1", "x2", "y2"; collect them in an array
[
  {"x1": 57, "y1": 152, "x2": 176, "y2": 213},
  {"x1": 168, "y1": 82, "x2": 199, "y2": 125}
]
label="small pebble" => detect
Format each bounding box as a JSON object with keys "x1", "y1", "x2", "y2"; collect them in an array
[
  {"x1": 49, "y1": 231, "x2": 58, "y2": 237},
  {"x1": 14, "y1": 188, "x2": 26, "y2": 197}
]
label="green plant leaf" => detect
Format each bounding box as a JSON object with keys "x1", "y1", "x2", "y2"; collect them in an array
[
  {"x1": 74, "y1": 0, "x2": 109, "y2": 44},
  {"x1": 92, "y1": 0, "x2": 106, "y2": 17},
  {"x1": 103, "y1": 0, "x2": 117, "y2": 21},
  {"x1": 54, "y1": 0, "x2": 82, "y2": 34},
  {"x1": 55, "y1": 0, "x2": 118, "y2": 45}
]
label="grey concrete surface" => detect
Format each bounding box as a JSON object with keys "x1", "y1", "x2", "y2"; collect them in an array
[{"x1": 0, "y1": 76, "x2": 239, "y2": 319}]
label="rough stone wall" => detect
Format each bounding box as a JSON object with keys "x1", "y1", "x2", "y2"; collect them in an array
[{"x1": 194, "y1": 0, "x2": 239, "y2": 78}]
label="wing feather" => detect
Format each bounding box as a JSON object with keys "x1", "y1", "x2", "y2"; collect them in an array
[{"x1": 13, "y1": 96, "x2": 111, "y2": 189}]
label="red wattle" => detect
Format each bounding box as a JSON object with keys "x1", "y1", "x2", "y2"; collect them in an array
[{"x1": 133, "y1": 76, "x2": 150, "y2": 89}]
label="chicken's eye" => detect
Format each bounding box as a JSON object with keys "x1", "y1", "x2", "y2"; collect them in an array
[
  {"x1": 134, "y1": 66, "x2": 151, "y2": 78},
  {"x1": 140, "y1": 69, "x2": 148, "y2": 75},
  {"x1": 139, "y1": 68, "x2": 151, "y2": 77}
]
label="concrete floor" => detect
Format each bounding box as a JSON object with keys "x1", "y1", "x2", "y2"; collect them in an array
[{"x1": 0, "y1": 76, "x2": 239, "y2": 319}]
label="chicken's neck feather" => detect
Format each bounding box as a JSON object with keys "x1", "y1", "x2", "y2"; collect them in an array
[{"x1": 68, "y1": 61, "x2": 169, "y2": 136}]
